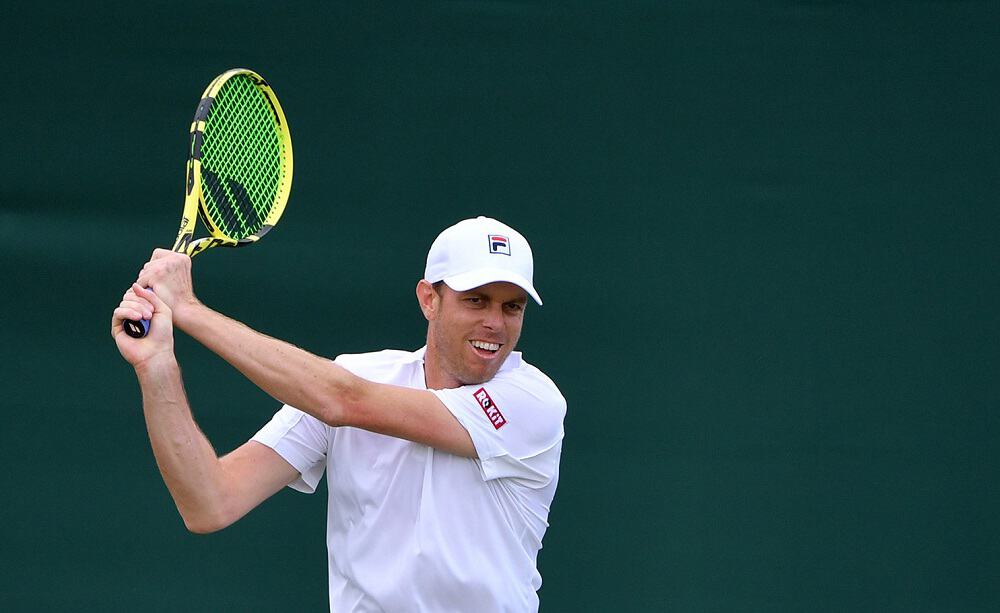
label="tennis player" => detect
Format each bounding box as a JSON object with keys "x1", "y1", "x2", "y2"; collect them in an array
[{"x1": 111, "y1": 216, "x2": 566, "y2": 612}]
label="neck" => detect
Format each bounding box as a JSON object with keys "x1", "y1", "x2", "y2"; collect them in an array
[{"x1": 422, "y1": 341, "x2": 460, "y2": 390}]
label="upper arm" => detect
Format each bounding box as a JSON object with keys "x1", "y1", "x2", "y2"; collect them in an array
[
  {"x1": 213, "y1": 441, "x2": 301, "y2": 528},
  {"x1": 347, "y1": 379, "x2": 478, "y2": 458},
  {"x1": 430, "y1": 373, "x2": 566, "y2": 486},
  {"x1": 337, "y1": 366, "x2": 566, "y2": 470}
]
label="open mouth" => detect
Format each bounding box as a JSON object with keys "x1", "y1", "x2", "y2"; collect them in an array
[{"x1": 469, "y1": 339, "x2": 502, "y2": 357}]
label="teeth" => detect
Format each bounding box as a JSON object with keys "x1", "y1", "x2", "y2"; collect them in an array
[{"x1": 471, "y1": 340, "x2": 500, "y2": 352}]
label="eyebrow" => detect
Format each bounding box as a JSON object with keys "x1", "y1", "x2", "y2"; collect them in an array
[
  {"x1": 502, "y1": 296, "x2": 529, "y2": 308},
  {"x1": 461, "y1": 291, "x2": 527, "y2": 303}
]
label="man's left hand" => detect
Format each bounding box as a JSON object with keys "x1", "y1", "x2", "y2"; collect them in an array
[{"x1": 135, "y1": 248, "x2": 201, "y2": 323}]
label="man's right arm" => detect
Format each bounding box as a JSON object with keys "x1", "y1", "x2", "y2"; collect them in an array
[{"x1": 115, "y1": 284, "x2": 299, "y2": 533}]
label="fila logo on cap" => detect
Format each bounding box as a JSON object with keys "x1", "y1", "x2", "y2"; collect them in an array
[
  {"x1": 473, "y1": 387, "x2": 507, "y2": 429},
  {"x1": 488, "y1": 234, "x2": 510, "y2": 256}
]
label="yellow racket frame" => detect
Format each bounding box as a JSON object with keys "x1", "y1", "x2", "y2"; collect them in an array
[{"x1": 174, "y1": 68, "x2": 293, "y2": 257}]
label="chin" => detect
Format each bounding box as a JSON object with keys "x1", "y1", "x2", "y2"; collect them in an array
[
  {"x1": 453, "y1": 364, "x2": 494, "y2": 386},
  {"x1": 457, "y1": 373, "x2": 489, "y2": 386}
]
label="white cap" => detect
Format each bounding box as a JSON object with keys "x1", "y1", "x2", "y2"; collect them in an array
[{"x1": 424, "y1": 216, "x2": 542, "y2": 305}]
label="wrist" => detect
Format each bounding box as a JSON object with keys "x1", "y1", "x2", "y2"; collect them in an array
[
  {"x1": 171, "y1": 296, "x2": 203, "y2": 331},
  {"x1": 133, "y1": 351, "x2": 179, "y2": 379}
]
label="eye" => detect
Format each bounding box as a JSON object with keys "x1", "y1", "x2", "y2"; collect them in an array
[{"x1": 504, "y1": 302, "x2": 524, "y2": 314}]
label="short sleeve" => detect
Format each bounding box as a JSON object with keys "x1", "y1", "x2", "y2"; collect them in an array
[
  {"x1": 432, "y1": 367, "x2": 566, "y2": 487},
  {"x1": 251, "y1": 405, "x2": 329, "y2": 493}
]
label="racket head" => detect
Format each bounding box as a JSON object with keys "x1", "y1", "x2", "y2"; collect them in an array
[{"x1": 176, "y1": 68, "x2": 293, "y2": 256}]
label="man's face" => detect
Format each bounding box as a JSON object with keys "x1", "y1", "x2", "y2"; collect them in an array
[{"x1": 421, "y1": 281, "x2": 528, "y2": 388}]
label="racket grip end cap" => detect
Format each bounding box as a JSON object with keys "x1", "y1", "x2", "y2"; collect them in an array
[{"x1": 123, "y1": 318, "x2": 150, "y2": 339}]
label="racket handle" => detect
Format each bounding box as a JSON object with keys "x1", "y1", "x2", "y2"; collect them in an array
[
  {"x1": 122, "y1": 287, "x2": 154, "y2": 338},
  {"x1": 123, "y1": 318, "x2": 150, "y2": 338}
]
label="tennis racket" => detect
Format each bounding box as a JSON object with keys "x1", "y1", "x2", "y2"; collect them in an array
[{"x1": 123, "y1": 68, "x2": 293, "y2": 338}]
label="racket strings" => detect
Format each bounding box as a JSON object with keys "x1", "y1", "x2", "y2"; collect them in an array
[{"x1": 200, "y1": 75, "x2": 285, "y2": 239}]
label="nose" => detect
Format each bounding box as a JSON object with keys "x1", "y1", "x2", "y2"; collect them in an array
[{"x1": 481, "y1": 303, "x2": 504, "y2": 331}]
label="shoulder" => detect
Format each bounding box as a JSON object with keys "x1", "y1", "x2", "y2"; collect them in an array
[
  {"x1": 492, "y1": 354, "x2": 567, "y2": 417},
  {"x1": 333, "y1": 348, "x2": 422, "y2": 380},
  {"x1": 432, "y1": 354, "x2": 566, "y2": 463},
  {"x1": 470, "y1": 354, "x2": 567, "y2": 448}
]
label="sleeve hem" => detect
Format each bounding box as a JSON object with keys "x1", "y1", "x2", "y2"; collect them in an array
[
  {"x1": 251, "y1": 411, "x2": 324, "y2": 493},
  {"x1": 433, "y1": 389, "x2": 501, "y2": 465}
]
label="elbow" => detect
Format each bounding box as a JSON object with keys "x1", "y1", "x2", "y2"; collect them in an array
[
  {"x1": 184, "y1": 518, "x2": 221, "y2": 535},
  {"x1": 183, "y1": 515, "x2": 230, "y2": 535},
  {"x1": 317, "y1": 365, "x2": 367, "y2": 427},
  {"x1": 180, "y1": 506, "x2": 235, "y2": 535}
]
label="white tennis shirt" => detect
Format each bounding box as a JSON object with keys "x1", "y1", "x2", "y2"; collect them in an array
[{"x1": 251, "y1": 347, "x2": 566, "y2": 612}]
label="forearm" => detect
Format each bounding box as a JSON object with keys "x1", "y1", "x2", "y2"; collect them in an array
[
  {"x1": 173, "y1": 302, "x2": 355, "y2": 425},
  {"x1": 136, "y1": 354, "x2": 232, "y2": 532},
  {"x1": 169, "y1": 302, "x2": 475, "y2": 456}
]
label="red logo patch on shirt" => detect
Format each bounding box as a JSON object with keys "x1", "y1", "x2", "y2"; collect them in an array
[{"x1": 473, "y1": 387, "x2": 507, "y2": 429}]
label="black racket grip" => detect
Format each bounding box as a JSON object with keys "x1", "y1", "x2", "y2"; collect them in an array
[{"x1": 123, "y1": 318, "x2": 150, "y2": 338}]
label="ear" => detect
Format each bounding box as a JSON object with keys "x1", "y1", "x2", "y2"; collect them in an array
[{"x1": 415, "y1": 279, "x2": 440, "y2": 321}]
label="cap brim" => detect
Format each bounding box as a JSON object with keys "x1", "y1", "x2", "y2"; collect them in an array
[{"x1": 442, "y1": 269, "x2": 543, "y2": 305}]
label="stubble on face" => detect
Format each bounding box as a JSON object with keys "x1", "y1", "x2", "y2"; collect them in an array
[{"x1": 423, "y1": 282, "x2": 526, "y2": 389}]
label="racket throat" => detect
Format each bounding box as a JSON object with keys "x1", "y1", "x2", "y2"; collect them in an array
[
  {"x1": 172, "y1": 230, "x2": 194, "y2": 254},
  {"x1": 185, "y1": 236, "x2": 236, "y2": 256}
]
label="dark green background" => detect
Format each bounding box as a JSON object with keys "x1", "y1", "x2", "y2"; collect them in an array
[{"x1": 2, "y1": 1, "x2": 997, "y2": 611}]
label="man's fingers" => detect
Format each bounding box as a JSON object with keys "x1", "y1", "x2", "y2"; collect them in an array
[
  {"x1": 122, "y1": 288, "x2": 153, "y2": 310},
  {"x1": 136, "y1": 260, "x2": 171, "y2": 288},
  {"x1": 121, "y1": 286, "x2": 157, "y2": 317},
  {"x1": 133, "y1": 283, "x2": 168, "y2": 311},
  {"x1": 148, "y1": 249, "x2": 191, "y2": 267},
  {"x1": 113, "y1": 305, "x2": 147, "y2": 323},
  {"x1": 119, "y1": 298, "x2": 153, "y2": 320}
]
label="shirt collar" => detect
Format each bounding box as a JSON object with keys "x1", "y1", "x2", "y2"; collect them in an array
[{"x1": 414, "y1": 345, "x2": 522, "y2": 373}]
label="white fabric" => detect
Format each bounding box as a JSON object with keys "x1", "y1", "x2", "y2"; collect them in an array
[
  {"x1": 251, "y1": 347, "x2": 566, "y2": 613},
  {"x1": 423, "y1": 216, "x2": 542, "y2": 305}
]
